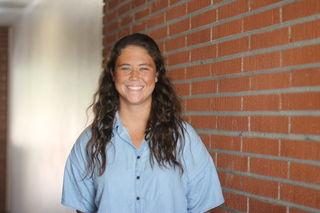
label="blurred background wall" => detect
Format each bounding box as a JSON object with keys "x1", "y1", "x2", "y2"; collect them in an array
[{"x1": 1, "y1": 0, "x2": 103, "y2": 212}]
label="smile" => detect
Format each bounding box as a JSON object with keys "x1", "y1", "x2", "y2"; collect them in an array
[{"x1": 126, "y1": 85, "x2": 144, "y2": 91}]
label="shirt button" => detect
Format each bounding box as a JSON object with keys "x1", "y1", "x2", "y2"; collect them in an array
[
  {"x1": 137, "y1": 156, "x2": 141, "y2": 159},
  {"x1": 136, "y1": 176, "x2": 140, "y2": 179},
  {"x1": 136, "y1": 196, "x2": 140, "y2": 200}
]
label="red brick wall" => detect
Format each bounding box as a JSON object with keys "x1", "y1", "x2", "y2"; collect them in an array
[
  {"x1": 103, "y1": 0, "x2": 320, "y2": 212},
  {"x1": 0, "y1": 27, "x2": 8, "y2": 211}
]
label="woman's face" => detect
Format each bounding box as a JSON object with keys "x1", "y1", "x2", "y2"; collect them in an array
[{"x1": 114, "y1": 45, "x2": 158, "y2": 109}]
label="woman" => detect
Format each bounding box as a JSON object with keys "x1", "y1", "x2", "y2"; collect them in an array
[{"x1": 61, "y1": 33, "x2": 224, "y2": 213}]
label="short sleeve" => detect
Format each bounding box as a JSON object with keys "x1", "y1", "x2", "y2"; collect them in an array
[
  {"x1": 61, "y1": 129, "x2": 97, "y2": 212},
  {"x1": 182, "y1": 124, "x2": 224, "y2": 213}
]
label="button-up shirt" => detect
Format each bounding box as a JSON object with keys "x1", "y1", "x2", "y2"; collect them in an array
[{"x1": 61, "y1": 114, "x2": 224, "y2": 213}]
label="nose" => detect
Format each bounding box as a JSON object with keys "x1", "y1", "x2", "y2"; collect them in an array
[{"x1": 129, "y1": 68, "x2": 139, "y2": 80}]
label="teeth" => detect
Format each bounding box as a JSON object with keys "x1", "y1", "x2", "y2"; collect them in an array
[{"x1": 127, "y1": 85, "x2": 143, "y2": 91}]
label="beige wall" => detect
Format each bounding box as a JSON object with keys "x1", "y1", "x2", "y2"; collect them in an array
[{"x1": 7, "y1": 0, "x2": 102, "y2": 212}]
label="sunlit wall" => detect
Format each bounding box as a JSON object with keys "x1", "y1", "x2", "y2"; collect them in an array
[{"x1": 7, "y1": 0, "x2": 102, "y2": 212}]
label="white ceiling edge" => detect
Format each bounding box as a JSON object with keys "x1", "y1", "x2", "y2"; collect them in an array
[{"x1": 0, "y1": 0, "x2": 35, "y2": 26}]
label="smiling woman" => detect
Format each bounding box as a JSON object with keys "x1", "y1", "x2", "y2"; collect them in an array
[{"x1": 61, "y1": 33, "x2": 224, "y2": 213}]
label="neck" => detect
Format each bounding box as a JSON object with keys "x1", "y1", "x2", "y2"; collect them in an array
[{"x1": 118, "y1": 102, "x2": 151, "y2": 128}]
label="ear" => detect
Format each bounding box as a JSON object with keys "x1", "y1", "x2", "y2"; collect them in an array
[{"x1": 155, "y1": 72, "x2": 158, "y2": 83}]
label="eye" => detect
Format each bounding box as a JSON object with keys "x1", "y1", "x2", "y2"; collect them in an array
[
  {"x1": 119, "y1": 66, "x2": 131, "y2": 72},
  {"x1": 139, "y1": 67, "x2": 149, "y2": 72}
]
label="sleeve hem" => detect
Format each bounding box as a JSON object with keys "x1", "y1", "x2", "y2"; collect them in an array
[
  {"x1": 192, "y1": 199, "x2": 225, "y2": 213},
  {"x1": 61, "y1": 199, "x2": 96, "y2": 213}
]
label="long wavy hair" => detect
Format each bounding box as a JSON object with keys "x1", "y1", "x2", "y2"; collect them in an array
[{"x1": 86, "y1": 33, "x2": 185, "y2": 176}]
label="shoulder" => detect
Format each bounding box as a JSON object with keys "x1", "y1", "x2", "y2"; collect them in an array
[
  {"x1": 180, "y1": 121, "x2": 210, "y2": 166},
  {"x1": 180, "y1": 121, "x2": 204, "y2": 150},
  {"x1": 69, "y1": 127, "x2": 92, "y2": 161}
]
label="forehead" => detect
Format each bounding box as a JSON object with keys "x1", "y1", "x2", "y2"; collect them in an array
[{"x1": 116, "y1": 45, "x2": 154, "y2": 63}]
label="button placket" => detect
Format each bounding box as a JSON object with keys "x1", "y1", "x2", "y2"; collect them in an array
[{"x1": 135, "y1": 153, "x2": 142, "y2": 212}]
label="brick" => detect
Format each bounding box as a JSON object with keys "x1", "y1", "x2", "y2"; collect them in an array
[
  {"x1": 211, "y1": 135, "x2": 241, "y2": 151},
  {"x1": 281, "y1": 139, "x2": 320, "y2": 161},
  {"x1": 151, "y1": 0, "x2": 168, "y2": 13},
  {"x1": 208, "y1": 207, "x2": 228, "y2": 213},
  {"x1": 117, "y1": 1, "x2": 131, "y2": 14},
  {"x1": 250, "y1": 158, "x2": 288, "y2": 178},
  {"x1": 147, "y1": 12, "x2": 165, "y2": 28},
  {"x1": 216, "y1": 116, "x2": 248, "y2": 131},
  {"x1": 212, "y1": 19, "x2": 242, "y2": 40},
  {"x1": 186, "y1": 64, "x2": 211, "y2": 79},
  {"x1": 167, "y1": 51, "x2": 189, "y2": 66},
  {"x1": 191, "y1": 80, "x2": 216, "y2": 95},
  {"x1": 134, "y1": 8, "x2": 149, "y2": 20},
  {"x1": 169, "y1": 0, "x2": 180, "y2": 6},
  {"x1": 289, "y1": 208, "x2": 310, "y2": 213},
  {"x1": 218, "y1": 76, "x2": 250, "y2": 92},
  {"x1": 166, "y1": 3, "x2": 186, "y2": 21},
  {"x1": 158, "y1": 41, "x2": 165, "y2": 52},
  {"x1": 106, "y1": 21, "x2": 119, "y2": 32},
  {"x1": 190, "y1": 44, "x2": 216, "y2": 61},
  {"x1": 133, "y1": 0, "x2": 146, "y2": 7},
  {"x1": 243, "y1": 51, "x2": 280, "y2": 71},
  {"x1": 280, "y1": 183, "x2": 320, "y2": 209},
  {"x1": 187, "y1": 29, "x2": 211, "y2": 46},
  {"x1": 250, "y1": 116, "x2": 288, "y2": 133},
  {"x1": 211, "y1": 58, "x2": 241, "y2": 76},
  {"x1": 167, "y1": 68, "x2": 185, "y2": 80},
  {"x1": 281, "y1": 92, "x2": 320, "y2": 110},
  {"x1": 242, "y1": 137, "x2": 279, "y2": 156},
  {"x1": 186, "y1": 98, "x2": 211, "y2": 111},
  {"x1": 219, "y1": 171, "x2": 243, "y2": 190},
  {"x1": 217, "y1": 153, "x2": 248, "y2": 172},
  {"x1": 242, "y1": 176, "x2": 278, "y2": 198},
  {"x1": 149, "y1": 27, "x2": 167, "y2": 40},
  {"x1": 165, "y1": 35, "x2": 185, "y2": 52},
  {"x1": 218, "y1": 0, "x2": 248, "y2": 20},
  {"x1": 191, "y1": 8, "x2": 216, "y2": 29},
  {"x1": 107, "y1": 0, "x2": 119, "y2": 9},
  {"x1": 282, "y1": 0, "x2": 320, "y2": 22},
  {"x1": 223, "y1": 191, "x2": 247, "y2": 212},
  {"x1": 132, "y1": 22, "x2": 146, "y2": 32},
  {"x1": 105, "y1": 34, "x2": 117, "y2": 45},
  {"x1": 169, "y1": 18, "x2": 190, "y2": 35},
  {"x1": 291, "y1": 116, "x2": 320, "y2": 135},
  {"x1": 291, "y1": 68, "x2": 320, "y2": 87},
  {"x1": 118, "y1": 28, "x2": 130, "y2": 39},
  {"x1": 174, "y1": 83, "x2": 190, "y2": 96},
  {"x1": 282, "y1": 45, "x2": 320, "y2": 66},
  {"x1": 120, "y1": 15, "x2": 133, "y2": 26},
  {"x1": 244, "y1": 9, "x2": 280, "y2": 31},
  {"x1": 291, "y1": 19, "x2": 320, "y2": 42},
  {"x1": 105, "y1": 10, "x2": 117, "y2": 22},
  {"x1": 187, "y1": 0, "x2": 211, "y2": 13},
  {"x1": 249, "y1": 199, "x2": 286, "y2": 213},
  {"x1": 200, "y1": 134, "x2": 211, "y2": 149},
  {"x1": 249, "y1": 0, "x2": 281, "y2": 10},
  {"x1": 250, "y1": 72, "x2": 290, "y2": 90},
  {"x1": 290, "y1": 162, "x2": 320, "y2": 185},
  {"x1": 190, "y1": 115, "x2": 216, "y2": 129},
  {"x1": 243, "y1": 94, "x2": 280, "y2": 111},
  {"x1": 211, "y1": 96, "x2": 242, "y2": 111},
  {"x1": 251, "y1": 28, "x2": 289, "y2": 50},
  {"x1": 217, "y1": 37, "x2": 249, "y2": 56}
]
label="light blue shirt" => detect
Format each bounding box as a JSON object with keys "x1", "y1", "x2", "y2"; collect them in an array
[{"x1": 61, "y1": 114, "x2": 224, "y2": 213}]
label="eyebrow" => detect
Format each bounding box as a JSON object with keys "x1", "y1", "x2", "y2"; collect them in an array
[{"x1": 117, "y1": 63, "x2": 153, "y2": 67}]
